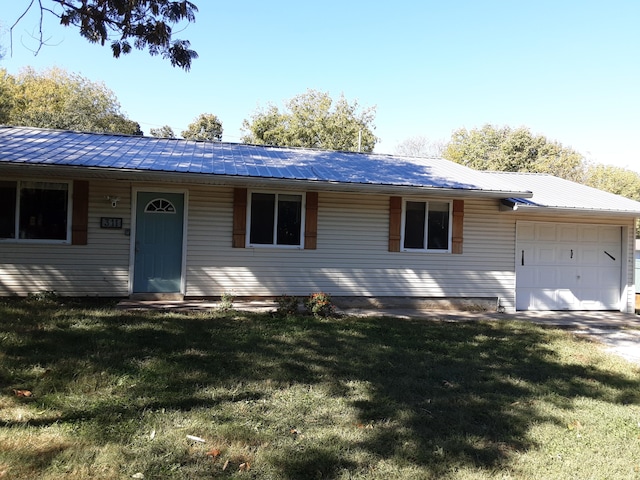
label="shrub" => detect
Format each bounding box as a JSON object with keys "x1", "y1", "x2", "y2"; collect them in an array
[
  {"x1": 305, "y1": 292, "x2": 335, "y2": 318},
  {"x1": 218, "y1": 291, "x2": 235, "y2": 311},
  {"x1": 276, "y1": 295, "x2": 299, "y2": 316},
  {"x1": 27, "y1": 290, "x2": 59, "y2": 302}
]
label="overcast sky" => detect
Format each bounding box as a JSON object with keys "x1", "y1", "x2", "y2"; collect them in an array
[{"x1": 2, "y1": 1, "x2": 639, "y2": 172}]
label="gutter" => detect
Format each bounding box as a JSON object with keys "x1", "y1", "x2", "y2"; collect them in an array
[
  {"x1": 0, "y1": 163, "x2": 535, "y2": 199},
  {"x1": 500, "y1": 199, "x2": 640, "y2": 217}
]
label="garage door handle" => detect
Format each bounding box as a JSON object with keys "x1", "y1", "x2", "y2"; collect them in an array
[
  {"x1": 521, "y1": 250, "x2": 524, "y2": 266},
  {"x1": 604, "y1": 250, "x2": 615, "y2": 261},
  {"x1": 570, "y1": 249, "x2": 573, "y2": 259}
]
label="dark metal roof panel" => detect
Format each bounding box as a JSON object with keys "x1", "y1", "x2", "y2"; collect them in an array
[
  {"x1": 488, "y1": 172, "x2": 640, "y2": 214},
  {"x1": 0, "y1": 126, "x2": 530, "y2": 195}
]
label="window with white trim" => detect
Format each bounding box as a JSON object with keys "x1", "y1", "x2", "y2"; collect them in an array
[
  {"x1": 0, "y1": 180, "x2": 70, "y2": 242},
  {"x1": 248, "y1": 192, "x2": 304, "y2": 247},
  {"x1": 402, "y1": 200, "x2": 451, "y2": 251}
]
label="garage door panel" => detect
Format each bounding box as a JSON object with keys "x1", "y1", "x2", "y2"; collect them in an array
[
  {"x1": 537, "y1": 247, "x2": 557, "y2": 263},
  {"x1": 558, "y1": 268, "x2": 578, "y2": 286},
  {"x1": 600, "y1": 227, "x2": 622, "y2": 243},
  {"x1": 580, "y1": 226, "x2": 600, "y2": 242},
  {"x1": 579, "y1": 247, "x2": 601, "y2": 264},
  {"x1": 557, "y1": 225, "x2": 579, "y2": 241},
  {"x1": 516, "y1": 222, "x2": 621, "y2": 311},
  {"x1": 537, "y1": 225, "x2": 557, "y2": 241}
]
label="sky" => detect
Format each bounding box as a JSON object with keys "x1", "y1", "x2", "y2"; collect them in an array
[{"x1": 1, "y1": 1, "x2": 639, "y2": 172}]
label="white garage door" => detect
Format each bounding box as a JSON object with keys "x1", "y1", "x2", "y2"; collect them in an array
[{"x1": 516, "y1": 222, "x2": 622, "y2": 311}]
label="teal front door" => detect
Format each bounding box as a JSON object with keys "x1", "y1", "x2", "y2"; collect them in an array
[{"x1": 133, "y1": 192, "x2": 185, "y2": 293}]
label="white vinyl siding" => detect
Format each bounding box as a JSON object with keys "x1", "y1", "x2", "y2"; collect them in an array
[
  {"x1": 0, "y1": 178, "x2": 131, "y2": 296},
  {"x1": 1, "y1": 178, "x2": 635, "y2": 314},
  {"x1": 185, "y1": 189, "x2": 635, "y2": 313},
  {"x1": 185, "y1": 191, "x2": 517, "y2": 307}
]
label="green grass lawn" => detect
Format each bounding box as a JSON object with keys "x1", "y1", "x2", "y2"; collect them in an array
[{"x1": 1, "y1": 298, "x2": 639, "y2": 479}]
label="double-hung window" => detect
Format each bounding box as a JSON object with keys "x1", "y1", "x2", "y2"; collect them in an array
[
  {"x1": 402, "y1": 200, "x2": 451, "y2": 251},
  {"x1": 0, "y1": 180, "x2": 71, "y2": 242},
  {"x1": 248, "y1": 192, "x2": 304, "y2": 247}
]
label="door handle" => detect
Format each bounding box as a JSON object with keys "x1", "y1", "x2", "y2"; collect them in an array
[{"x1": 521, "y1": 250, "x2": 524, "y2": 266}]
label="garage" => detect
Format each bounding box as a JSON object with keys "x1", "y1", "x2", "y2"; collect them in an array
[{"x1": 516, "y1": 221, "x2": 622, "y2": 311}]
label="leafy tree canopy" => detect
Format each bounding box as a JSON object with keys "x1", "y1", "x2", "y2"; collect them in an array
[
  {"x1": 0, "y1": 67, "x2": 142, "y2": 135},
  {"x1": 241, "y1": 89, "x2": 378, "y2": 152},
  {"x1": 443, "y1": 124, "x2": 585, "y2": 182},
  {"x1": 583, "y1": 163, "x2": 640, "y2": 202},
  {"x1": 181, "y1": 113, "x2": 223, "y2": 141},
  {"x1": 11, "y1": 1, "x2": 198, "y2": 70},
  {"x1": 150, "y1": 125, "x2": 176, "y2": 138}
]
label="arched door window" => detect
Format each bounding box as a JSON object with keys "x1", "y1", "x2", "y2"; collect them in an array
[{"x1": 144, "y1": 198, "x2": 176, "y2": 213}]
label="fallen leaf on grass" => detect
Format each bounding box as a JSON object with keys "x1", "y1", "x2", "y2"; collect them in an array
[
  {"x1": 13, "y1": 389, "x2": 32, "y2": 398},
  {"x1": 356, "y1": 423, "x2": 374, "y2": 429},
  {"x1": 206, "y1": 448, "x2": 221, "y2": 459},
  {"x1": 239, "y1": 462, "x2": 251, "y2": 471},
  {"x1": 186, "y1": 434, "x2": 206, "y2": 443},
  {"x1": 222, "y1": 460, "x2": 229, "y2": 471},
  {"x1": 567, "y1": 420, "x2": 582, "y2": 431}
]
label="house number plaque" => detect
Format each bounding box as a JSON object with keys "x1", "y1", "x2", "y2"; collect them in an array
[{"x1": 100, "y1": 217, "x2": 123, "y2": 229}]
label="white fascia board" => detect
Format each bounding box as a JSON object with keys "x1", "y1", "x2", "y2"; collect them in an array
[{"x1": 501, "y1": 202, "x2": 640, "y2": 217}]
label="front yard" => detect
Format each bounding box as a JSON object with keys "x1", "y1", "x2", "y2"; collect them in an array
[{"x1": 1, "y1": 298, "x2": 639, "y2": 479}]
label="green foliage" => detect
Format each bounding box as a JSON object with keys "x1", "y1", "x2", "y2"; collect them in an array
[
  {"x1": 583, "y1": 163, "x2": 640, "y2": 201},
  {"x1": 0, "y1": 67, "x2": 142, "y2": 135},
  {"x1": 276, "y1": 295, "x2": 299, "y2": 316},
  {"x1": 150, "y1": 125, "x2": 176, "y2": 138},
  {"x1": 26, "y1": 290, "x2": 59, "y2": 302},
  {"x1": 14, "y1": 1, "x2": 199, "y2": 70},
  {"x1": 443, "y1": 124, "x2": 585, "y2": 181},
  {"x1": 305, "y1": 292, "x2": 336, "y2": 317},
  {"x1": 241, "y1": 89, "x2": 378, "y2": 152},
  {"x1": 181, "y1": 113, "x2": 223, "y2": 141},
  {"x1": 218, "y1": 291, "x2": 235, "y2": 311}
]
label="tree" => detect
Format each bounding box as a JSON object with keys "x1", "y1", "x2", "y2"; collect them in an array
[
  {"x1": 583, "y1": 163, "x2": 640, "y2": 201},
  {"x1": 10, "y1": 1, "x2": 198, "y2": 70},
  {"x1": 241, "y1": 89, "x2": 378, "y2": 152},
  {"x1": 395, "y1": 135, "x2": 445, "y2": 157},
  {"x1": 150, "y1": 125, "x2": 176, "y2": 138},
  {"x1": 181, "y1": 113, "x2": 223, "y2": 141},
  {"x1": 443, "y1": 124, "x2": 585, "y2": 181},
  {"x1": 1, "y1": 67, "x2": 142, "y2": 135}
]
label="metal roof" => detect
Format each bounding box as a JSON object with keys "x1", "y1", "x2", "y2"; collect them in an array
[
  {"x1": 0, "y1": 126, "x2": 530, "y2": 197},
  {"x1": 490, "y1": 172, "x2": 640, "y2": 215}
]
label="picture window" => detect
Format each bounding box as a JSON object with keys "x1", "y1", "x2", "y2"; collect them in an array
[
  {"x1": 0, "y1": 180, "x2": 70, "y2": 241},
  {"x1": 402, "y1": 200, "x2": 451, "y2": 251},
  {"x1": 248, "y1": 192, "x2": 303, "y2": 247}
]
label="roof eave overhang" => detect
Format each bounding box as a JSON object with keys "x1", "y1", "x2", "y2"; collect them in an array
[
  {"x1": 500, "y1": 200, "x2": 640, "y2": 218},
  {"x1": 0, "y1": 163, "x2": 534, "y2": 199}
]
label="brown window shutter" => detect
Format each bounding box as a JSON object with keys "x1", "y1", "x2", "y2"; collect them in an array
[
  {"x1": 71, "y1": 180, "x2": 89, "y2": 245},
  {"x1": 452, "y1": 199, "x2": 464, "y2": 254},
  {"x1": 389, "y1": 196, "x2": 402, "y2": 252},
  {"x1": 232, "y1": 188, "x2": 247, "y2": 248},
  {"x1": 304, "y1": 192, "x2": 318, "y2": 250}
]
